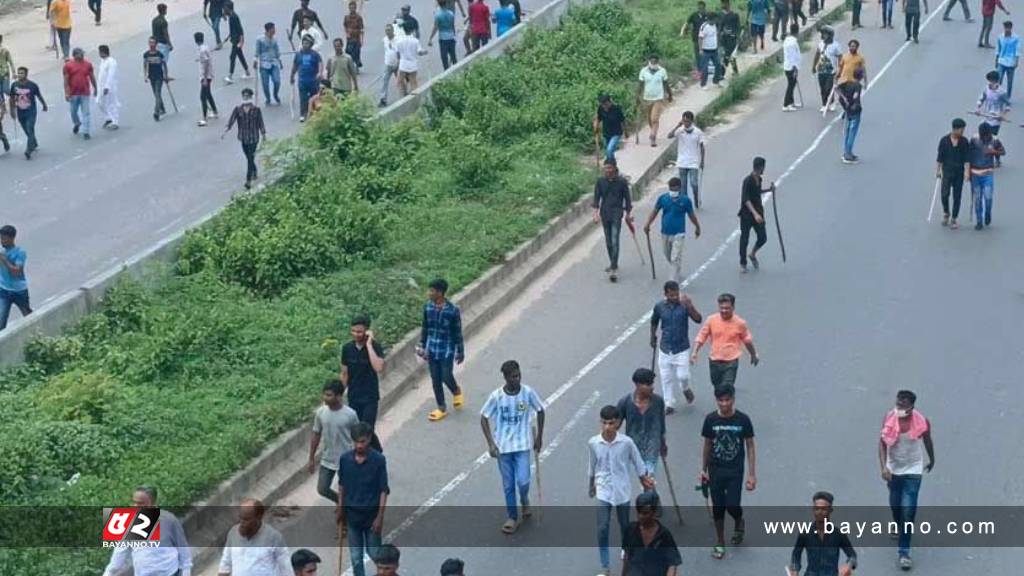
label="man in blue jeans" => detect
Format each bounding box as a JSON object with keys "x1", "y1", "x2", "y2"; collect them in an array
[
  {"x1": 290, "y1": 34, "x2": 323, "y2": 122},
  {"x1": 480, "y1": 360, "x2": 545, "y2": 534},
  {"x1": 838, "y1": 68, "x2": 863, "y2": 163},
  {"x1": 996, "y1": 21, "x2": 1019, "y2": 100},
  {"x1": 878, "y1": 390, "x2": 935, "y2": 571},
  {"x1": 968, "y1": 122, "x2": 1005, "y2": 229},
  {"x1": 418, "y1": 278, "x2": 465, "y2": 422},
  {"x1": 593, "y1": 94, "x2": 625, "y2": 164},
  {"x1": 0, "y1": 225, "x2": 32, "y2": 330},
  {"x1": 336, "y1": 423, "x2": 389, "y2": 576},
  {"x1": 428, "y1": 0, "x2": 459, "y2": 70},
  {"x1": 592, "y1": 160, "x2": 633, "y2": 282}
]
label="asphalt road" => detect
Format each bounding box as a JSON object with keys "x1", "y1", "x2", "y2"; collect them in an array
[
  {"x1": 0, "y1": 0, "x2": 483, "y2": 313},
  {"x1": 244, "y1": 7, "x2": 1023, "y2": 576}
]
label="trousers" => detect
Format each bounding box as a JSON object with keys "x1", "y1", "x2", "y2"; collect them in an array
[
  {"x1": 68, "y1": 95, "x2": 91, "y2": 135},
  {"x1": 658, "y1": 349, "x2": 691, "y2": 408},
  {"x1": 601, "y1": 219, "x2": 622, "y2": 270},
  {"x1": 940, "y1": 173, "x2": 965, "y2": 219},
  {"x1": 739, "y1": 217, "x2": 767, "y2": 266},
  {"x1": 98, "y1": 88, "x2": 120, "y2": 125}
]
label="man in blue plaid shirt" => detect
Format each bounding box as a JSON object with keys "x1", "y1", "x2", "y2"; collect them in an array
[{"x1": 417, "y1": 278, "x2": 465, "y2": 421}]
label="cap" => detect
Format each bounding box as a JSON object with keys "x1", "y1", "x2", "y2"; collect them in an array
[{"x1": 291, "y1": 549, "x2": 322, "y2": 570}]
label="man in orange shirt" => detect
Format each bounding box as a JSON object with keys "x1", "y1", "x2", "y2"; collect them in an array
[
  {"x1": 690, "y1": 293, "x2": 759, "y2": 390},
  {"x1": 49, "y1": 0, "x2": 73, "y2": 60}
]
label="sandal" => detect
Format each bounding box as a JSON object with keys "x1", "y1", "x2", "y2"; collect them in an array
[
  {"x1": 428, "y1": 409, "x2": 448, "y2": 422},
  {"x1": 711, "y1": 545, "x2": 726, "y2": 559},
  {"x1": 731, "y1": 529, "x2": 745, "y2": 545}
]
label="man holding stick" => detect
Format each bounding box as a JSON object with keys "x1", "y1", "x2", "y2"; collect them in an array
[
  {"x1": 935, "y1": 117, "x2": 971, "y2": 228},
  {"x1": 616, "y1": 368, "x2": 667, "y2": 478},
  {"x1": 736, "y1": 157, "x2": 774, "y2": 273},
  {"x1": 593, "y1": 160, "x2": 633, "y2": 282},
  {"x1": 480, "y1": 360, "x2": 545, "y2": 535},
  {"x1": 644, "y1": 178, "x2": 701, "y2": 284}
]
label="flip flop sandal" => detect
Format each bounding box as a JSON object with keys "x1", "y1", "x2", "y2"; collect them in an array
[
  {"x1": 731, "y1": 530, "x2": 745, "y2": 545},
  {"x1": 711, "y1": 545, "x2": 726, "y2": 559}
]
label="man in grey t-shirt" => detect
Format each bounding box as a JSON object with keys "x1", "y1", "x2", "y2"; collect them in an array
[{"x1": 307, "y1": 380, "x2": 359, "y2": 502}]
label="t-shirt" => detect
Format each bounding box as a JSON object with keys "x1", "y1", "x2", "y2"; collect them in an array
[
  {"x1": 837, "y1": 52, "x2": 865, "y2": 84},
  {"x1": 383, "y1": 36, "x2": 399, "y2": 68},
  {"x1": 639, "y1": 66, "x2": 668, "y2": 101},
  {"x1": 699, "y1": 22, "x2": 718, "y2": 51},
  {"x1": 9, "y1": 80, "x2": 41, "y2": 111},
  {"x1": 50, "y1": 0, "x2": 72, "y2": 29},
  {"x1": 63, "y1": 60, "x2": 93, "y2": 97},
  {"x1": 469, "y1": 2, "x2": 492, "y2": 36},
  {"x1": 694, "y1": 313, "x2": 754, "y2": 362},
  {"x1": 749, "y1": 0, "x2": 771, "y2": 26},
  {"x1": 905, "y1": 0, "x2": 922, "y2": 14},
  {"x1": 480, "y1": 385, "x2": 544, "y2": 454},
  {"x1": 616, "y1": 393, "x2": 666, "y2": 464},
  {"x1": 597, "y1": 104, "x2": 625, "y2": 139},
  {"x1": 396, "y1": 36, "x2": 423, "y2": 73},
  {"x1": 294, "y1": 50, "x2": 322, "y2": 84},
  {"x1": 0, "y1": 246, "x2": 28, "y2": 292},
  {"x1": 982, "y1": 0, "x2": 1007, "y2": 17},
  {"x1": 338, "y1": 450, "x2": 389, "y2": 527},
  {"x1": 622, "y1": 522, "x2": 683, "y2": 576},
  {"x1": 312, "y1": 405, "x2": 359, "y2": 470},
  {"x1": 977, "y1": 85, "x2": 1010, "y2": 126},
  {"x1": 290, "y1": 7, "x2": 322, "y2": 33},
  {"x1": 152, "y1": 15, "x2": 171, "y2": 45},
  {"x1": 330, "y1": 54, "x2": 358, "y2": 92},
  {"x1": 783, "y1": 35, "x2": 800, "y2": 71},
  {"x1": 435, "y1": 8, "x2": 457, "y2": 41},
  {"x1": 143, "y1": 49, "x2": 166, "y2": 81},
  {"x1": 198, "y1": 44, "x2": 214, "y2": 79},
  {"x1": 228, "y1": 13, "x2": 244, "y2": 42},
  {"x1": 686, "y1": 11, "x2": 709, "y2": 39},
  {"x1": 817, "y1": 40, "x2": 842, "y2": 76},
  {"x1": 674, "y1": 126, "x2": 704, "y2": 169},
  {"x1": 969, "y1": 136, "x2": 1001, "y2": 169},
  {"x1": 495, "y1": 6, "x2": 517, "y2": 36},
  {"x1": 655, "y1": 193, "x2": 694, "y2": 236},
  {"x1": 936, "y1": 134, "x2": 970, "y2": 176},
  {"x1": 720, "y1": 12, "x2": 741, "y2": 38},
  {"x1": 838, "y1": 81, "x2": 862, "y2": 117},
  {"x1": 738, "y1": 174, "x2": 764, "y2": 219},
  {"x1": 341, "y1": 340, "x2": 385, "y2": 403},
  {"x1": 701, "y1": 410, "x2": 754, "y2": 476}
]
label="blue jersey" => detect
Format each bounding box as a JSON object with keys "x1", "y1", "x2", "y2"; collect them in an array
[{"x1": 655, "y1": 192, "x2": 694, "y2": 236}]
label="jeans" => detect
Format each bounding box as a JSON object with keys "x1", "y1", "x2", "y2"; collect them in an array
[
  {"x1": 259, "y1": 65, "x2": 281, "y2": 104},
  {"x1": 56, "y1": 28, "x2": 71, "y2": 60},
  {"x1": 792, "y1": 1, "x2": 808, "y2": 26},
  {"x1": 347, "y1": 522, "x2": 382, "y2": 576},
  {"x1": 601, "y1": 219, "x2": 622, "y2": 270},
  {"x1": 700, "y1": 49, "x2": 722, "y2": 86},
  {"x1": 905, "y1": 13, "x2": 921, "y2": 40},
  {"x1": 428, "y1": 357, "x2": 459, "y2": 410},
  {"x1": 603, "y1": 134, "x2": 622, "y2": 162},
  {"x1": 596, "y1": 501, "x2": 631, "y2": 569},
  {"x1": 661, "y1": 234, "x2": 686, "y2": 283},
  {"x1": 242, "y1": 141, "x2": 258, "y2": 181},
  {"x1": 980, "y1": 17, "x2": 996, "y2": 45},
  {"x1": 772, "y1": 9, "x2": 790, "y2": 39},
  {"x1": 68, "y1": 95, "x2": 91, "y2": 135},
  {"x1": 678, "y1": 167, "x2": 700, "y2": 206},
  {"x1": 200, "y1": 78, "x2": 218, "y2": 117},
  {"x1": 709, "y1": 359, "x2": 739, "y2": 389},
  {"x1": 298, "y1": 79, "x2": 318, "y2": 118},
  {"x1": 150, "y1": 78, "x2": 166, "y2": 116},
  {"x1": 971, "y1": 172, "x2": 995, "y2": 224},
  {"x1": 818, "y1": 73, "x2": 834, "y2": 106},
  {"x1": 784, "y1": 68, "x2": 798, "y2": 107},
  {"x1": 882, "y1": 0, "x2": 894, "y2": 26},
  {"x1": 0, "y1": 289, "x2": 32, "y2": 330},
  {"x1": 17, "y1": 107, "x2": 39, "y2": 152},
  {"x1": 439, "y1": 38, "x2": 458, "y2": 70},
  {"x1": 887, "y1": 474, "x2": 922, "y2": 556},
  {"x1": 739, "y1": 218, "x2": 767, "y2": 267},
  {"x1": 498, "y1": 451, "x2": 531, "y2": 520},
  {"x1": 851, "y1": 0, "x2": 862, "y2": 27},
  {"x1": 229, "y1": 42, "x2": 249, "y2": 75},
  {"x1": 87, "y1": 0, "x2": 102, "y2": 23},
  {"x1": 471, "y1": 33, "x2": 490, "y2": 51},
  {"x1": 209, "y1": 14, "x2": 223, "y2": 45},
  {"x1": 843, "y1": 113, "x2": 861, "y2": 157},
  {"x1": 346, "y1": 39, "x2": 363, "y2": 68},
  {"x1": 378, "y1": 64, "x2": 398, "y2": 104},
  {"x1": 998, "y1": 64, "x2": 1016, "y2": 100},
  {"x1": 317, "y1": 465, "x2": 339, "y2": 502},
  {"x1": 943, "y1": 0, "x2": 971, "y2": 20},
  {"x1": 940, "y1": 173, "x2": 965, "y2": 219},
  {"x1": 157, "y1": 43, "x2": 172, "y2": 66}
]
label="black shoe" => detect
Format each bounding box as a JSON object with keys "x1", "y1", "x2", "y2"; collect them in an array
[
  {"x1": 1, "y1": 136, "x2": 9, "y2": 152},
  {"x1": 154, "y1": 113, "x2": 160, "y2": 121},
  {"x1": 103, "y1": 119, "x2": 112, "y2": 127},
  {"x1": 985, "y1": 216, "x2": 992, "y2": 226},
  {"x1": 24, "y1": 150, "x2": 32, "y2": 160},
  {"x1": 72, "y1": 123, "x2": 80, "y2": 134},
  {"x1": 942, "y1": 16, "x2": 951, "y2": 21},
  {"x1": 913, "y1": 37, "x2": 919, "y2": 43},
  {"x1": 83, "y1": 133, "x2": 91, "y2": 141},
  {"x1": 974, "y1": 222, "x2": 983, "y2": 230}
]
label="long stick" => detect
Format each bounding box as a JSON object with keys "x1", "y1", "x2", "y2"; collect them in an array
[
  {"x1": 594, "y1": 129, "x2": 602, "y2": 167},
  {"x1": 795, "y1": 79, "x2": 804, "y2": 109},
  {"x1": 696, "y1": 166, "x2": 704, "y2": 209},
  {"x1": 645, "y1": 230, "x2": 657, "y2": 280},
  {"x1": 626, "y1": 219, "x2": 646, "y2": 266},
  {"x1": 822, "y1": 85, "x2": 836, "y2": 118},
  {"x1": 533, "y1": 447, "x2": 543, "y2": 525},
  {"x1": 338, "y1": 522, "x2": 346, "y2": 576},
  {"x1": 926, "y1": 178, "x2": 940, "y2": 222},
  {"x1": 660, "y1": 455, "x2": 684, "y2": 526},
  {"x1": 164, "y1": 80, "x2": 179, "y2": 113},
  {"x1": 771, "y1": 187, "x2": 787, "y2": 263},
  {"x1": 290, "y1": 83, "x2": 297, "y2": 120},
  {"x1": 634, "y1": 97, "x2": 641, "y2": 145}
]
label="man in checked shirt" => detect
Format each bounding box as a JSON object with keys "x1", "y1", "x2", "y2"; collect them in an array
[
  {"x1": 222, "y1": 87, "x2": 266, "y2": 190},
  {"x1": 417, "y1": 278, "x2": 465, "y2": 422}
]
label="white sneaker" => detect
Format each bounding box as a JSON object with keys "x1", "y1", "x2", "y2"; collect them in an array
[
  {"x1": 197, "y1": 120, "x2": 208, "y2": 127},
  {"x1": 819, "y1": 105, "x2": 827, "y2": 113},
  {"x1": 782, "y1": 105, "x2": 796, "y2": 112},
  {"x1": 224, "y1": 76, "x2": 234, "y2": 84},
  {"x1": 829, "y1": 102, "x2": 837, "y2": 112},
  {"x1": 241, "y1": 72, "x2": 252, "y2": 80},
  {"x1": 209, "y1": 112, "x2": 219, "y2": 119}
]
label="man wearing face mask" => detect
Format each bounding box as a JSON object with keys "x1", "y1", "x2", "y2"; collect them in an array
[
  {"x1": 666, "y1": 110, "x2": 705, "y2": 207},
  {"x1": 218, "y1": 498, "x2": 292, "y2": 575},
  {"x1": 644, "y1": 179, "x2": 701, "y2": 285},
  {"x1": 878, "y1": 390, "x2": 935, "y2": 571},
  {"x1": 637, "y1": 55, "x2": 672, "y2": 147},
  {"x1": 223, "y1": 87, "x2": 266, "y2": 190}
]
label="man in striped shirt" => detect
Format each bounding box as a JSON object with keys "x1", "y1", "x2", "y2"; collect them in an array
[
  {"x1": 417, "y1": 278, "x2": 465, "y2": 421},
  {"x1": 223, "y1": 88, "x2": 266, "y2": 189}
]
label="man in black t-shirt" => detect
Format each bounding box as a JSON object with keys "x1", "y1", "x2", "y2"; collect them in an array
[
  {"x1": 142, "y1": 37, "x2": 168, "y2": 121},
  {"x1": 738, "y1": 156, "x2": 774, "y2": 273},
  {"x1": 682, "y1": 2, "x2": 709, "y2": 62},
  {"x1": 700, "y1": 384, "x2": 755, "y2": 560},
  {"x1": 719, "y1": 1, "x2": 742, "y2": 76},
  {"x1": 622, "y1": 492, "x2": 683, "y2": 576},
  {"x1": 224, "y1": 1, "x2": 250, "y2": 82},
  {"x1": 289, "y1": 0, "x2": 328, "y2": 44},
  {"x1": 593, "y1": 94, "x2": 625, "y2": 165},
  {"x1": 935, "y1": 118, "x2": 971, "y2": 228},
  {"x1": 340, "y1": 315, "x2": 386, "y2": 451}
]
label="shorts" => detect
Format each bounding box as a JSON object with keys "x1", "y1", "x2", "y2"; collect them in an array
[
  {"x1": 640, "y1": 99, "x2": 666, "y2": 124},
  {"x1": 750, "y1": 23, "x2": 766, "y2": 37}
]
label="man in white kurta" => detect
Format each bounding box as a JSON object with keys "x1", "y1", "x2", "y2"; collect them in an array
[{"x1": 96, "y1": 45, "x2": 120, "y2": 129}]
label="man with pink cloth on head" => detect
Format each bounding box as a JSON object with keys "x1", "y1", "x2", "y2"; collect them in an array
[{"x1": 877, "y1": 389, "x2": 936, "y2": 572}]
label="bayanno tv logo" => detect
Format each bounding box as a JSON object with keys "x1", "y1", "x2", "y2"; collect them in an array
[{"x1": 101, "y1": 507, "x2": 162, "y2": 549}]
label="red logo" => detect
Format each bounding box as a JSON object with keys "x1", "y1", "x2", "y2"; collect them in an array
[{"x1": 102, "y1": 508, "x2": 161, "y2": 542}]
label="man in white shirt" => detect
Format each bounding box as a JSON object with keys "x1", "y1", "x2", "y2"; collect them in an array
[
  {"x1": 379, "y1": 23, "x2": 400, "y2": 107},
  {"x1": 96, "y1": 44, "x2": 120, "y2": 129},
  {"x1": 782, "y1": 23, "x2": 802, "y2": 111},
  {"x1": 667, "y1": 110, "x2": 706, "y2": 207},
  {"x1": 588, "y1": 404, "x2": 654, "y2": 576},
  {"x1": 698, "y1": 16, "x2": 721, "y2": 88},
  {"x1": 396, "y1": 20, "x2": 425, "y2": 96},
  {"x1": 298, "y1": 16, "x2": 324, "y2": 53},
  {"x1": 102, "y1": 485, "x2": 193, "y2": 576},
  {"x1": 218, "y1": 498, "x2": 292, "y2": 576},
  {"x1": 636, "y1": 55, "x2": 672, "y2": 147},
  {"x1": 812, "y1": 26, "x2": 842, "y2": 112}
]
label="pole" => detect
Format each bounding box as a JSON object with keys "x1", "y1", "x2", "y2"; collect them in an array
[
  {"x1": 164, "y1": 80, "x2": 179, "y2": 113},
  {"x1": 660, "y1": 455, "x2": 684, "y2": 526},
  {"x1": 696, "y1": 166, "x2": 704, "y2": 209},
  {"x1": 822, "y1": 85, "x2": 836, "y2": 118},
  {"x1": 795, "y1": 78, "x2": 804, "y2": 109},
  {"x1": 650, "y1": 344, "x2": 656, "y2": 372},
  {"x1": 645, "y1": 229, "x2": 657, "y2": 280},
  {"x1": 926, "y1": 177, "x2": 940, "y2": 222},
  {"x1": 770, "y1": 185, "x2": 787, "y2": 263},
  {"x1": 634, "y1": 97, "x2": 642, "y2": 145},
  {"x1": 594, "y1": 129, "x2": 602, "y2": 167},
  {"x1": 290, "y1": 83, "x2": 297, "y2": 120},
  {"x1": 338, "y1": 522, "x2": 346, "y2": 576},
  {"x1": 533, "y1": 425, "x2": 543, "y2": 525},
  {"x1": 626, "y1": 219, "x2": 646, "y2": 266}
]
